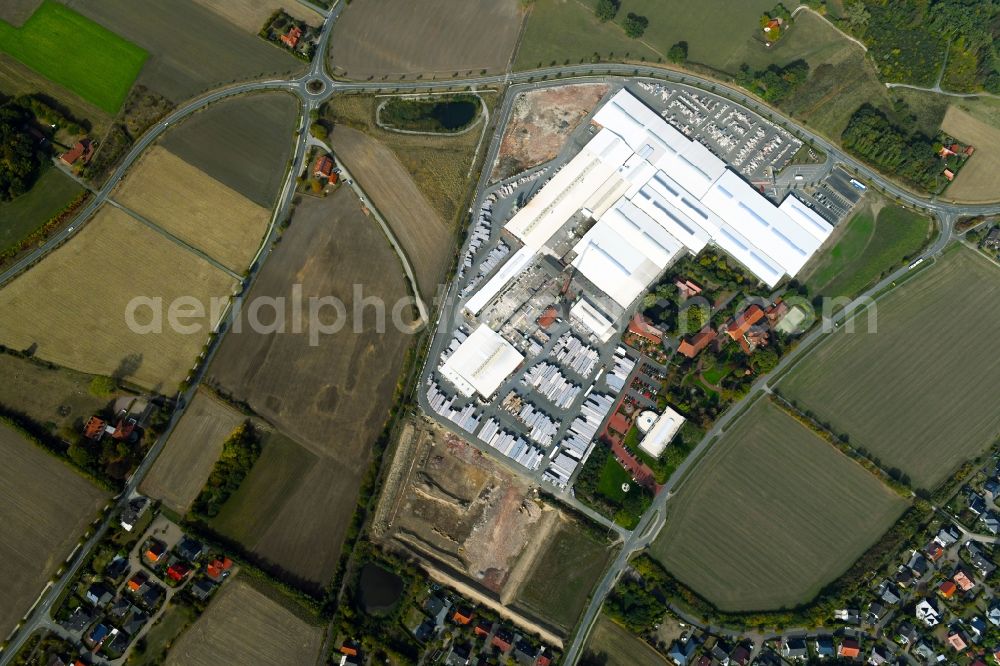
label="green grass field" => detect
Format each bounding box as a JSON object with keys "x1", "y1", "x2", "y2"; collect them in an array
[
  {"x1": 781, "y1": 246, "x2": 1000, "y2": 490},
  {"x1": 805, "y1": 200, "x2": 932, "y2": 298},
  {"x1": 0, "y1": 1, "x2": 146, "y2": 113},
  {"x1": 652, "y1": 399, "x2": 906, "y2": 611},
  {"x1": 585, "y1": 614, "x2": 670, "y2": 666},
  {"x1": 597, "y1": 455, "x2": 633, "y2": 501},
  {"x1": 0, "y1": 166, "x2": 82, "y2": 254},
  {"x1": 514, "y1": 519, "x2": 615, "y2": 633}
]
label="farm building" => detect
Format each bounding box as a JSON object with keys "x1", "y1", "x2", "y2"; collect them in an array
[{"x1": 439, "y1": 324, "x2": 524, "y2": 399}]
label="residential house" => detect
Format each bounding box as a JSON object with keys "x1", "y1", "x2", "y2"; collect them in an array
[
  {"x1": 968, "y1": 543, "x2": 997, "y2": 576},
  {"x1": 968, "y1": 616, "x2": 987, "y2": 643},
  {"x1": 895, "y1": 567, "x2": 914, "y2": 588},
  {"x1": 627, "y1": 313, "x2": 664, "y2": 345},
  {"x1": 145, "y1": 540, "x2": 166, "y2": 564},
  {"x1": 675, "y1": 278, "x2": 702, "y2": 300},
  {"x1": 166, "y1": 562, "x2": 190, "y2": 582},
  {"x1": 514, "y1": 638, "x2": 537, "y2": 664},
  {"x1": 815, "y1": 636, "x2": 835, "y2": 659},
  {"x1": 781, "y1": 638, "x2": 807, "y2": 660},
  {"x1": 85, "y1": 583, "x2": 113, "y2": 607},
  {"x1": 190, "y1": 579, "x2": 216, "y2": 601},
  {"x1": 711, "y1": 641, "x2": 732, "y2": 665},
  {"x1": 668, "y1": 639, "x2": 698, "y2": 666},
  {"x1": 491, "y1": 628, "x2": 514, "y2": 653},
  {"x1": 126, "y1": 571, "x2": 148, "y2": 594},
  {"x1": 451, "y1": 606, "x2": 474, "y2": 625},
  {"x1": 895, "y1": 621, "x2": 919, "y2": 646},
  {"x1": 834, "y1": 609, "x2": 861, "y2": 624},
  {"x1": 925, "y1": 541, "x2": 944, "y2": 562},
  {"x1": 838, "y1": 638, "x2": 861, "y2": 659},
  {"x1": 880, "y1": 582, "x2": 902, "y2": 605},
  {"x1": 412, "y1": 618, "x2": 436, "y2": 643},
  {"x1": 423, "y1": 595, "x2": 450, "y2": 627},
  {"x1": 280, "y1": 25, "x2": 303, "y2": 48},
  {"x1": 916, "y1": 598, "x2": 941, "y2": 627},
  {"x1": 120, "y1": 497, "x2": 148, "y2": 532},
  {"x1": 982, "y1": 512, "x2": 1000, "y2": 535},
  {"x1": 678, "y1": 326, "x2": 715, "y2": 358},
  {"x1": 205, "y1": 556, "x2": 233, "y2": 581},
  {"x1": 936, "y1": 525, "x2": 961, "y2": 547},
  {"x1": 446, "y1": 643, "x2": 472, "y2": 666},
  {"x1": 939, "y1": 580, "x2": 957, "y2": 598},
  {"x1": 953, "y1": 569, "x2": 976, "y2": 593},
  {"x1": 983, "y1": 227, "x2": 1000, "y2": 251},
  {"x1": 907, "y1": 551, "x2": 929, "y2": 577},
  {"x1": 943, "y1": 169, "x2": 955, "y2": 181},
  {"x1": 725, "y1": 305, "x2": 765, "y2": 353},
  {"x1": 947, "y1": 630, "x2": 967, "y2": 651},
  {"x1": 105, "y1": 556, "x2": 129, "y2": 581},
  {"x1": 970, "y1": 494, "x2": 988, "y2": 515},
  {"x1": 86, "y1": 623, "x2": 110, "y2": 649},
  {"x1": 108, "y1": 596, "x2": 130, "y2": 620},
  {"x1": 60, "y1": 139, "x2": 93, "y2": 166},
  {"x1": 175, "y1": 537, "x2": 203, "y2": 562},
  {"x1": 83, "y1": 416, "x2": 106, "y2": 440},
  {"x1": 730, "y1": 645, "x2": 751, "y2": 666},
  {"x1": 985, "y1": 478, "x2": 1000, "y2": 498},
  {"x1": 62, "y1": 606, "x2": 94, "y2": 632},
  {"x1": 912, "y1": 641, "x2": 936, "y2": 661},
  {"x1": 473, "y1": 618, "x2": 492, "y2": 638},
  {"x1": 988, "y1": 600, "x2": 1000, "y2": 626},
  {"x1": 867, "y1": 601, "x2": 887, "y2": 624},
  {"x1": 121, "y1": 609, "x2": 147, "y2": 638},
  {"x1": 868, "y1": 645, "x2": 890, "y2": 666},
  {"x1": 694, "y1": 656, "x2": 711, "y2": 666},
  {"x1": 141, "y1": 584, "x2": 164, "y2": 610},
  {"x1": 313, "y1": 155, "x2": 335, "y2": 182}
]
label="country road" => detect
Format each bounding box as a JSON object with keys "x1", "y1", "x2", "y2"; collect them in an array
[{"x1": 3, "y1": 2, "x2": 1000, "y2": 663}]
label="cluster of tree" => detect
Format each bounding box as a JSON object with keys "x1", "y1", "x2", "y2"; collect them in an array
[
  {"x1": 605, "y1": 575, "x2": 670, "y2": 633},
  {"x1": 594, "y1": 0, "x2": 618, "y2": 22},
  {"x1": 0, "y1": 104, "x2": 42, "y2": 201},
  {"x1": 667, "y1": 41, "x2": 688, "y2": 65},
  {"x1": 841, "y1": 0, "x2": 999, "y2": 91},
  {"x1": 840, "y1": 104, "x2": 944, "y2": 192},
  {"x1": 734, "y1": 59, "x2": 810, "y2": 104},
  {"x1": 191, "y1": 422, "x2": 261, "y2": 519},
  {"x1": 623, "y1": 12, "x2": 648, "y2": 38}
]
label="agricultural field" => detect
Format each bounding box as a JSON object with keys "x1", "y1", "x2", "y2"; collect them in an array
[
  {"x1": 652, "y1": 400, "x2": 906, "y2": 611},
  {"x1": 62, "y1": 0, "x2": 302, "y2": 103},
  {"x1": 164, "y1": 577, "x2": 323, "y2": 666},
  {"x1": 140, "y1": 389, "x2": 245, "y2": 514},
  {"x1": 113, "y1": 146, "x2": 270, "y2": 272},
  {"x1": 330, "y1": 0, "x2": 523, "y2": 79},
  {"x1": 0, "y1": 0, "x2": 42, "y2": 26},
  {"x1": 325, "y1": 92, "x2": 487, "y2": 226},
  {"x1": 0, "y1": 352, "x2": 111, "y2": 436},
  {"x1": 585, "y1": 614, "x2": 670, "y2": 666},
  {"x1": 160, "y1": 93, "x2": 298, "y2": 207},
  {"x1": 512, "y1": 516, "x2": 615, "y2": 634},
  {"x1": 0, "y1": 205, "x2": 238, "y2": 390},
  {"x1": 191, "y1": 0, "x2": 322, "y2": 34},
  {"x1": 803, "y1": 197, "x2": 932, "y2": 298},
  {"x1": 0, "y1": 424, "x2": 108, "y2": 637},
  {"x1": 327, "y1": 124, "x2": 455, "y2": 296},
  {"x1": 781, "y1": 246, "x2": 1000, "y2": 490},
  {"x1": 0, "y1": 1, "x2": 146, "y2": 113},
  {"x1": 0, "y1": 166, "x2": 82, "y2": 254},
  {"x1": 205, "y1": 188, "x2": 412, "y2": 585},
  {"x1": 941, "y1": 105, "x2": 1000, "y2": 203},
  {"x1": 492, "y1": 83, "x2": 609, "y2": 181}
]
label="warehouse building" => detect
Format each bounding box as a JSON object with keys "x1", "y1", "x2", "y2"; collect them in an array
[{"x1": 439, "y1": 324, "x2": 525, "y2": 399}]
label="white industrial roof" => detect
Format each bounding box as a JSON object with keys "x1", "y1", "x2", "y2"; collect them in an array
[
  {"x1": 570, "y1": 298, "x2": 616, "y2": 343},
  {"x1": 778, "y1": 194, "x2": 834, "y2": 244},
  {"x1": 439, "y1": 324, "x2": 524, "y2": 399},
  {"x1": 463, "y1": 245, "x2": 536, "y2": 316},
  {"x1": 638, "y1": 406, "x2": 685, "y2": 458},
  {"x1": 657, "y1": 140, "x2": 727, "y2": 199}
]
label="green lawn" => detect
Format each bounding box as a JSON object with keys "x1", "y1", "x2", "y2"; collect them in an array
[
  {"x1": 597, "y1": 455, "x2": 633, "y2": 501},
  {"x1": 0, "y1": 1, "x2": 146, "y2": 113},
  {"x1": 0, "y1": 165, "x2": 82, "y2": 254},
  {"x1": 805, "y1": 201, "x2": 932, "y2": 299}
]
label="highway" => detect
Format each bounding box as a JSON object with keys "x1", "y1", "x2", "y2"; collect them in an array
[{"x1": 2, "y1": 4, "x2": 1000, "y2": 663}]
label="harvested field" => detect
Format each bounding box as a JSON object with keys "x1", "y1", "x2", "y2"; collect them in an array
[
  {"x1": 941, "y1": 105, "x2": 1000, "y2": 203},
  {"x1": 512, "y1": 516, "x2": 615, "y2": 634},
  {"x1": 140, "y1": 389, "x2": 244, "y2": 514},
  {"x1": 165, "y1": 577, "x2": 323, "y2": 666},
  {"x1": 652, "y1": 400, "x2": 906, "y2": 611},
  {"x1": 780, "y1": 246, "x2": 1000, "y2": 490},
  {"x1": 0, "y1": 424, "x2": 108, "y2": 637},
  {"x1": 492, "y1": 83, "x2": 609, "y2": 181},
  {"x1": 0, "y1": 205, "x2": 237, "y2": 390},
  {"x1": 586, "y1": 614, "x2": 670, "y2": 666},
  {"x1": 0, "y1": 0, "x2": 42, "y2": 27},
  {"x1": 325, "y1": 92, "x2": 489, "y2": 226},
  {"x1": 0, "y1": 0, "x2": 146, "y2": 113},
  {"x1": 328, "y1": 125, "x2": 453, "y2": 296},
  {"x1": 330, "y1": 0, "x2": 523, "y2": 79},
  {"x1": 191, "y1": 0, "x2": 322, "y2": 34},
  {"x1": 114, "y1": 146, "x2": 270, "y2": 271},
  {"x1": 0, "y1": 352, "x2": 111, "y2": 436},
  {"x1": 161, "y1": 92, "x2": 298, "y2": 207},
  {"x1": 62, "y1": 0, "x2": 303, "y2": 103},
  {"x1": 0, "y1": 166, "x2": 82, "y2": 254},
  {"x1": 205, "y1": 187, "x2": 413, "y2": 585}
]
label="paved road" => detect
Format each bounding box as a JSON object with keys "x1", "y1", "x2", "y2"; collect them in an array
[{"x1": 3, "y1": 7, "x2": 1000, "y2": 662}]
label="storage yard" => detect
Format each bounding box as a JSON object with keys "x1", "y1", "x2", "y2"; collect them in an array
[
  {"x1": 0, "y1": 424, "x2": 108, "y2": 638},
  {"x1": 780, "y1": 246, "x2": 1000, "y2": 490},
  {"x1": 0, "y1": 206, "x2": 237, "y2": 390},
  {"x1": 651, "y1": 399, "x2": 906, "y2": 611},
  {"x1": 422, "y1": 84, "x2": 833, "y2": 496}
]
